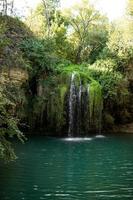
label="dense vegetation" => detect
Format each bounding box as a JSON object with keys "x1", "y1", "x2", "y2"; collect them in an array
[{"x1": 0, "y1": 0, "x2": 133, "y2": 161}]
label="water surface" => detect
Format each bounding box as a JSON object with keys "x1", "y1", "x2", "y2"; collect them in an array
[{"x1": 0, "y1": 134, "x2": 133, "y2": 199}]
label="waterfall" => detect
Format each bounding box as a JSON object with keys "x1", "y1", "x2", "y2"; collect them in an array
[
  {"x1": 68, "y1": 74, "x2": 82, "y2": 137},
  {"x1": 68, "y1": 73, "x2": 103, "y2": 137},
  {"x1": 35, "y1": 69, "x2": 103, "y2": 135},
  {"x1": 68, "y1": 73, "x2": 76, "y2": 137}
]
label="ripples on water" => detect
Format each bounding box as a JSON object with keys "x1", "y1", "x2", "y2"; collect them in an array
[{"x1": 0, "y1": 134, "x2": 133, "y2": 200}]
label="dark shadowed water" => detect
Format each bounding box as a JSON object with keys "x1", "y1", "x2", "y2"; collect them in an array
[{"x1": 0, "y1": 135, "x2": 133, "y2": 200}]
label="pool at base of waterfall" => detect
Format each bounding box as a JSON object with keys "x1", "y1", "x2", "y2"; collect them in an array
[{"x1": 0, "y1": 134, "x2": 133, "y2": 200}]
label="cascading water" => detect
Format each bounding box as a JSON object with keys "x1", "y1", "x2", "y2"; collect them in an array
[
  {"x1": 68, "y1": 73, "x2": 76, "y2": 137},
  {"x1": 68, "y1": 73, "x2": 103, "y2": 137}
]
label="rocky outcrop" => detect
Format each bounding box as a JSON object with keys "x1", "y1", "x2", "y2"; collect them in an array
[
  {"x1": 0, "y1": 16, "x2": 32, "y2": 131},
  {"x1": 0, "y1": 67, "x2": 28, "y2": 86}
]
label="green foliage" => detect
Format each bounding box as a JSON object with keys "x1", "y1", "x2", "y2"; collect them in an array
[
  {"x1": 26, "y1": 1, "x2": 60, "y2": 38},
  {"x1": 87, "y1": 58, "x2": 130, "y2": 126},
  {"x1": 107, "y1": 28, "x2": 133, "y2": 67},
  {"x1": 88, "y1": 59, "x2": 127, "y2": 100},
  {"x1": 20, "y1": 38, "x2": 59, "y2": 75},
  {"x1": 25, "y1": 0, "x2": 109, "y2": 64},
  {"x1": 99, "y1": 22, "x2": 133, "y2": 72},
  {"x1": 26, "y1": 4, "x2": 73, "y2": 62},
  {"x1": 56, "y1": 64, "x2": 93, "y2": 83},
  {"x1": 0, "y1": 16, "x2": 32, "y2": 71},
  {"x1": 86, "y1": 25, "x2": 109, "y2": 63},
  {"x1": 0, "y1": 23, "x2": 10, "y2": 52},
  {"x1": 90, "y1": 59, "x2": 117, "y2": 72},
  {"x1": 63, "y1": 0, "x2": 109, "y2": 63},
  {"x1": 0, "y1": 16, "x2": 33, "y2": 162},
  {"x1": 0, "y1": 87, "x2": 25, "y2": 162}
]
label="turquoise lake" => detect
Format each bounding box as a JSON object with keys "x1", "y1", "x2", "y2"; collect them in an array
[{"x1": 0, "y1": 135, "x2": 133, "y2": 199}]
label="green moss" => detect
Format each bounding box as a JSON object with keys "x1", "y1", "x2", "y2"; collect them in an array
[
  {"x1": 60, "y1": 85, "x2": 67, "y2": 105},
  {"x1": 32, "y1": 81, "x2": 68, "y2": 131},
  {"x1": 89, "y1": 81, "x2": 103, "y2": 127}
]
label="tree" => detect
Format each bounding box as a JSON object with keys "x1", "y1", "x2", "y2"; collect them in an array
[
  {"x1": 41, "y1": 0, "x2": 60, "y2": 37},
  {"x1": 0, "y1": 87, "x2": 25, "y2": 161},
  {"x1": 26, "y1": 1, "x2": 60, "y2": 38},
  {"x1": 63, "y1": 0, "x2": 108, "y2": 63},
  {"x1": 26, "y1": 0, "x2": 109, "y2": 64},
  {"x1": 25, "y1": 3, "x2": 72, "y2": 62},
  {"x1": 99, "y1": 14, "x2": 133, "y2": 72}
]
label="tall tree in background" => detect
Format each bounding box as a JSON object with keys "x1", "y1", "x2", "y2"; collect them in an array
[
  {"x1": 64, "y1": 0, "x2": 108, "y2": 63},
  {"x1": 41, "y1": 0, "x2": 60, "y2": 37},
  {"x1": 26, "y1": 0, "x2": 60, "y2": 38},
  {"x1": 26, "y1": 0, "x2": 108, "y2": 64}
]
